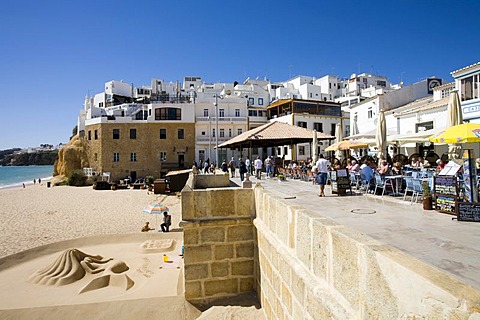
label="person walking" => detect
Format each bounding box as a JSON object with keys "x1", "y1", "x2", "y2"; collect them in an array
[
  {"x1": 245, "y1": 156, "x2": 251, "y2": 174},
  {"x1": 238, "y1": 157, "x2": 247, "y2": 181},
  {"x1": 254, "y1": 156, "x2": 263, "y2": 179},
  {"x1": 265, "y1": 156, "x2": 273, "y2": 178},
  {"x1": 316, "y1": 154, "x2": 331, "y2": 197},
  {"x1": 228, "y1": 157, "x2": 236, "y2": 178}
]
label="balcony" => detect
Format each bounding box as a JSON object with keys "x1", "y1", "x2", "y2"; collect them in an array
[{"x1": 196, "y1": 116, "x2": 247, "y2": 123}]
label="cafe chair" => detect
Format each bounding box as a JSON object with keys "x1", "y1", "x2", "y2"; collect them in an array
[
  {"x1": 349, "y1": 172, "x2": 360, "y2": 190},
  {"x1": 403, "y1": 176, "x2": 415, "y2": 201},
  {"x1": 374, "y1": 174, "x2": 394, "y2": 197},
  {"x1": 411, "y1": 179, "x2": 424, "y2": 204}
]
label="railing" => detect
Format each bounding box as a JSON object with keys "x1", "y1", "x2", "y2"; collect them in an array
[{"x1": 196, "y1": 117, "x2": 247, "y2": 122}]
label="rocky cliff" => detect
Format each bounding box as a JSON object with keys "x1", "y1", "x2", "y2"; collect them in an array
[{"x1": 53, "y1": 135, "x2": 90, "y2": 179}]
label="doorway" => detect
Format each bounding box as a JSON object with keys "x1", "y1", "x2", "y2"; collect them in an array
[{"x1": 178, "y1": 154, "x2": 185, "y2": 169}]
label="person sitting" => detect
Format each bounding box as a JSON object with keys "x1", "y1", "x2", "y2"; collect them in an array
[
  {"x1": 349, "y1": 160, "x2": 360, "y2": 173},
  {"x1": 332, "y1": 159, "x2": 342, "y2": 170},
  {"x1": 411, "y1": 157, "x2": 421, "y2": 168},
  {"x1": 360, "y1": 161, "x2": 375, "y2": 192},
  {"x1": 160, "y1": 212, "x2": 172, "y2": 232},
  {"x1": 436, "y1": 159, "x2": 446, "y2": 172},
  {"x1": 392, "y1": 161, "x2": 403, "y2": 175},
  {"x1": 377, "y1": 160, "x2": 390, "y2": 176}
]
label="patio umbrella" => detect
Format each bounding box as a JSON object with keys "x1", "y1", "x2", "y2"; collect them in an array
[
  {"x1": 334, "y1": 123, "x2": 343, "y2": 159},
  {"x1": 375, "y1": 109, "x2": 387, "y2": 165},
  {"x1": 429, "y1": 123, "x2": 480, "y2": 144},
  {"x1": 312, "y1": 129, "x2": 318, "y2": 163},
  {"x1": 143, "y1": 203, "x2": 170, "y2": 226},
  {"x1": 324, "y1": 140, "x2": 368, "y2": 151},
  {"x1": 447, "y1": 90, "x2": 463, "y2": 128},
  {"x1": 445, "y1": 90, "x2": 463, "y2": 161}
]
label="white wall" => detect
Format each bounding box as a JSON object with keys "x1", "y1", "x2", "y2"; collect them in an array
[{"x1": 105, "y1": 80, "x2": 133, "y2": 97}]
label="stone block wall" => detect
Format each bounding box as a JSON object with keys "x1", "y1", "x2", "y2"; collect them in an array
[
  {"x1": 182, "y1": 179, "x2": 256, "y2": 305},
  {"x1": 254, "y1": 186, "x2": 480, "y2": 319}
]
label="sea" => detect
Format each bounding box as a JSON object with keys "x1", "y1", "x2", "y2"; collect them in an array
[{"x1": 0, "y1": 165, "x2": 54, "y2": 189}]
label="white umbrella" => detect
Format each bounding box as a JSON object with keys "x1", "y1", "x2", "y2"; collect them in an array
[
  {"x1": 312, "y1": 129, "x2": 318, "y2": 163},
  {"x1": 446, "y1": 90, "x2": 463, "y2": 161},
  {"x1": 447, "y1": 90, "x2": 463, "y2": 127},
  {"x1": 376, "y1": 109, "x2": 387, "y2": 165},
  {"x1": 334, "y1": 123, "x2": 343, "y2": 160}
]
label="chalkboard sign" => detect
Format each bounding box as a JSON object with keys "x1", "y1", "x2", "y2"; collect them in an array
[
  {"x1": 435, "y1": 195, "x2": 457, "y2": 214},
  {"x1": 434, "y1": 176, "x2": 457, "y2": 196},
  {"x1": 331, "y1": 170, "x2": 350, "y2": 195},
  {"x1": 457, "y1": 202, "x2": 480, "y2": 222}
]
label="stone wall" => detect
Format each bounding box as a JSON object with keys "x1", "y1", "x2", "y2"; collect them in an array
[
  {"x1": 182, "y1": 179, "x2": 256, "y2": 305},
  {"x1": 254, "y1": 186, "x2": 480, "y2": 319}
]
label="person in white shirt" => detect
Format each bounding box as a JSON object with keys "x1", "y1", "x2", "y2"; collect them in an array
[
  {"x1": 315, "y1": 154, "x2": 331, "y2": 197},
  {"x1": 254, "y1": 156, "x2": 263, "y2": 179},
  {"x1": 245, "y1": 156, "x2": 251, "y2": 174}
]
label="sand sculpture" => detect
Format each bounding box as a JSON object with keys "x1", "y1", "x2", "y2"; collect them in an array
[
  {"x1": 28, "y1": 248, "x2": 134, "y2": 293},
  {"x1": 139, "y1": 239, "x2": 175, "y2": 254}
]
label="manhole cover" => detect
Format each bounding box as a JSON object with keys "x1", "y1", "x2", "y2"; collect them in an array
[{"x1": 351, "y1": 209, "x2": 376, "y2": 214}]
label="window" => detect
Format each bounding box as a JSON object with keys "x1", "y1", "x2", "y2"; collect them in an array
[
  {"x1": 212, "y1": 129, "x2": 215, "y2": 137},
  {"x1": 160, "y1": 152, "x2": 167, "y2": 162},
  {"x1": 309, "y1": 93, "x2": 312, "y2": 98},
  {"x1": 94, "y1": 153, "x2": 97, "y2": 161},
  {"x1": 113, "y1": 129, "x2": 120, "y2": 139},
  {"x1": 155, "y1": 108, "x2": 181, "y2": 120},
  {"x1": 330, "y1": 124, "x2": 336, "y2": 136},
  {"x1": 203, "y1": 109, "x2": 209, "y2": 117},
  {"x1": 88, "y1": 131, "x2": 91, "y2": 140},
  {"x1": 160, "y1": 128, "x2": 166, "y2": 139},
  {"x1": 299, "y1": 146, "x2": 305, "y2": 156},
  {"x1": 130, "y1": 128, "x2": 136, "y2": 139},
  {"x1": 235, "y1": 109, "x2": 240, "y2": 117},
  {"x1": 229, "y1": 128, "x2": 232, "y2": 137},
  {"x1": 461, "y1": 74, "x2": 480, "y2": 101},
  {"x1": 367, "y1": 107, "x2": 373, "y2": 119},
  {"x1": 178, "y1": 128, "x2": 184, "y2": 139},
  {"x1": 130, "y1": 152, "x2": 137, "y2": 162},
  {"x1": 94, "y1": 130, "x2": 98, "y2": 140},
  {"x1": 237, "y1": 128, "x2": 242, "y2": 135},
  {"x1": 297, "y1": 121, "x2": 307, "y2": 128},
  {"x1": 313, "y1": 122, "x2": 323, "y2": 132},
  {"x1": 284, "y1": 147, "x2": 288, "y2": 155},
  {"x1": 113, "y1": 152, "x2": 119, "y2": 162},
  {"x1": 220, "y1": 129, "x2": 225, "y2": 137},
  {"x1": 249, "y1": 97, "x2": 254, "y2": 106},
  {"x1": 249, "y1": 110, "x2": 257, "y2": 116},
  {"x1": 416, "y1": 121, "x2": 433, "y2": 132},
  {"x1": 219, "y1": 109, "x2": 225, "y2": 117},
  {"x1": 258, "y1": 98, "x2": 264, "y2": 105},
  {"x1": 201, "y1": 131, "x2": 206, "y2": 136}
]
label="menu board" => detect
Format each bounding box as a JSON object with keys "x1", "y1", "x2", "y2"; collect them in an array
[
  {"x1": 434, "y1": 176, "x2": 457, "y2": 196},
  {"x1": 330, "y1": 169, "x2": 350, "y2": 194},
  {"x1": 435, "y1": 195, "x2": 457, "y2": 214},
  {"x1": 457, "y1": 202, "x2": 480, "y2": 222}
]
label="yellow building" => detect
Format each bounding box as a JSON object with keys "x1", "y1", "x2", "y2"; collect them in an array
[{"x1": 83, "y1": 105, "x2": 195, "y2": 182}]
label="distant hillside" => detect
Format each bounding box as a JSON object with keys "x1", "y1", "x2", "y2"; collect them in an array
[{"x1": 0, "y1": 150, "x2": 58, "y2": 166}]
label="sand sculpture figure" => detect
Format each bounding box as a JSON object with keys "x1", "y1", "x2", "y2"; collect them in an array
[{"x1": 28, "y1": 248, "x2": 134, "y2": 293}]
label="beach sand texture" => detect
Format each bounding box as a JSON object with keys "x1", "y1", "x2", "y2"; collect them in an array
[{"x1": 0, "y1": 185, "x2": 182, "y2": 258}]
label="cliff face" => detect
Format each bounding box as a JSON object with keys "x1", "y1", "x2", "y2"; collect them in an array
[{"x1": 53, "y1": 135, "x2": 89, "y2": 178}]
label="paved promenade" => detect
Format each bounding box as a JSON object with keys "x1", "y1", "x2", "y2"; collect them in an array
[{"x1": 232, "y1": 174, "x2": 480, "y2": 292}]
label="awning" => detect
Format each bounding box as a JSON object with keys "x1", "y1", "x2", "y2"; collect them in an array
[{"x1": 388, "y1": 127, "x2": 445, "y2": 143}]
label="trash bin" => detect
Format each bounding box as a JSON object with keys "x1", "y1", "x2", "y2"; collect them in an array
[
  {"x1": 46, "y1": 181, "x2": 51, "y2": 188},
  {"x1": 154, "y1": 179, "x2": 166, "y2": 194}
]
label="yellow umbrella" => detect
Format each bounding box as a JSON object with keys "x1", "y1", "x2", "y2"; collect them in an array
[
  {"x1": 430, "y1": 123, "x2": 480, "y2": 144},
  {"x1": 325, "y1": 140, "x2": 368, "y2": 151}
]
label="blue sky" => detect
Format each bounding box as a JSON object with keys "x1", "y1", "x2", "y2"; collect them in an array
[{"x1": 0, "y1": 0, "x2": 479, "y2": 150}]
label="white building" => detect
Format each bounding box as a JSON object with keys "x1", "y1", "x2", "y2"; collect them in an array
[{"x1": 451, "y1": 61, "x2": 480, "y2": 123}]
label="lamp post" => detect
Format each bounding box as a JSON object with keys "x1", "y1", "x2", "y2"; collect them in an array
[{"x1": 213, "y1": 93, "x2": 223, "y2": 167}]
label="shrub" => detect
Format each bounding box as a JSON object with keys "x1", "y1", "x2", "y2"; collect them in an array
[
  {"x1": 146, "y1": 175, "x2": 155, "y2": 186},
  {"x1": 68, "y1": 170, "x2": 87, "y2": 186}
]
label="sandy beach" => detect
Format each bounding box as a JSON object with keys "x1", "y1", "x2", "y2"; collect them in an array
[{"x1": 0, "y1": 184, "x2": 182, "y2": 258}]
